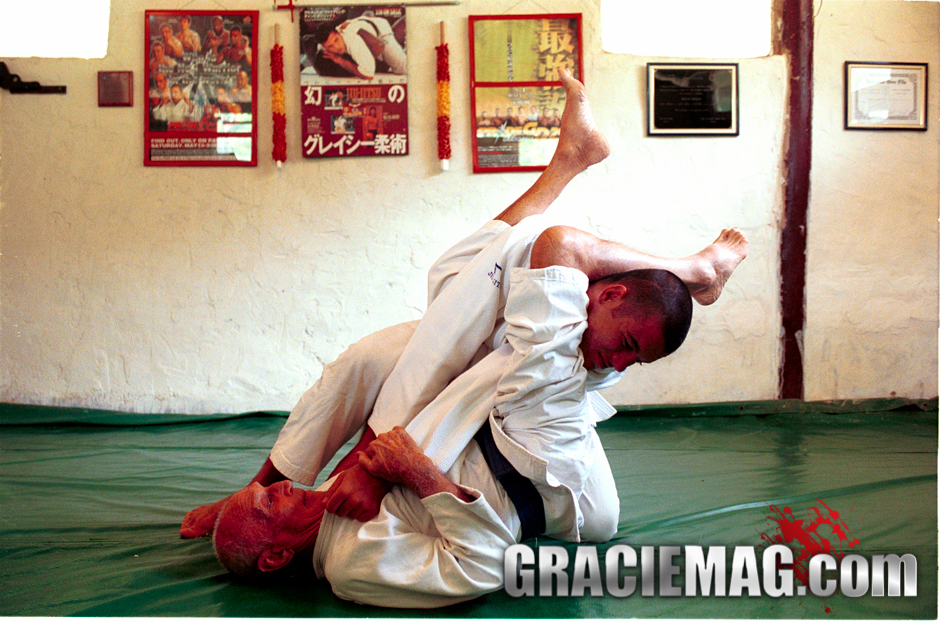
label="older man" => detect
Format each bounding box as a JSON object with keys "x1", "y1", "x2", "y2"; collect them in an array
[
  {"x1": 185, "y1": 69, "x2": 747, "y2": 552},
  {"x1": 214, "y1": 427, "x2": 517, "y2": 607}
]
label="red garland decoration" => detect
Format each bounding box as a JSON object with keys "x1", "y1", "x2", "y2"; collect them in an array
[
  {"x1": 270, "y1": 43, "x2": 287, "y2": 164},
  {"x1": 436, "y1": 41, "x2": 449, "y2": 82},
  {"x1": 435, "y1": 43, "x2": 451, "y2": 162}
]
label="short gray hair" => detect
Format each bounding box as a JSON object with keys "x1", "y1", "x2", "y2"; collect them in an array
[{"x1": 212, "y1": 497, "x2": 273, "y2": 577}]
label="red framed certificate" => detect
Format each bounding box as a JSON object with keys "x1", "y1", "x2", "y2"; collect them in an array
[{"x1": 469, "y1": 14, "x2": 583, "y2": 173}]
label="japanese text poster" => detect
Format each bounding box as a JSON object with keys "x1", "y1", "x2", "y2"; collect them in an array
[
  {"x1": 299, "y1": 5, "x2": 409, "y2": 158},
  {"x1": 144, "y1": 11, "x2": 258, "y2": 166},
  {"x1": 469, "y1": 15, "x2": 582, "y2": 173}
]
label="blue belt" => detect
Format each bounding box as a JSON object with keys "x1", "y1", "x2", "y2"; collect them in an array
[{"x1": 474, "y1": 422, "x2": 546, "y2": 541}]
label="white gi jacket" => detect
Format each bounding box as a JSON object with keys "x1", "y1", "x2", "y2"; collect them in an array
[
  {"x1": 368, "y1": 215, "x2": 624, "y2": 541},
  {"x1": 312, "y1": 443, "x2": 517, "y2": 609}
]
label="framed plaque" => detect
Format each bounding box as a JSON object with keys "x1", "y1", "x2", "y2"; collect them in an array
[
  {"x1": 469, "y1": 14, "x2": 583, "y2": 173},
  {"x1": 98, "y1": 71, "x2": 133, "y2": 107},
  {"x1": 845, "y1": 62, "x2": 928, "y2": 131},
  {"x1": 144, "y1": 10, "x2": 259, "y2": 166},
  {"x1": 647, "y1": 63, "x2": 739, "y2": 136}
]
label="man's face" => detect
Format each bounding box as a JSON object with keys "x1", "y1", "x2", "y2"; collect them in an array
[
  {"x1": 155, "y1": 74, "x2": 167, "y2": 89},
  {"x1": 214, "y1": 481, "x2": 325, "y2": 575},
  {"x1": 581, "y1": 285, "x2": 667, "y2": 372},
  {"x1": 236, "y1": 72, "x2": 248, "y2": 88},
  {"x1": 324, "y1": 31, "x2": 346, "y2": 55},
  {"x1": 230, "y1": 481, "x2": 324, "y2": 541},
  {"x1": 180, "y1": 17, "x2": 190, "y2": 31},
  {"x1": 161, "y1": 25, "x2": 173, "y2": 40},
  {"x1": 170, "y1": 85, "x2": 182, "y2": 103}
]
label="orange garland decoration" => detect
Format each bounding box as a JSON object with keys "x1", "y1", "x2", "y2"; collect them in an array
[{"x1": 436, "y1": 38, "x2": 451, "y2": 166}]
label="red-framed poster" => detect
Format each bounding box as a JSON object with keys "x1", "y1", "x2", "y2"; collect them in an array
[
  {"x1": 299, "y1": 5, "x2": 409, "y2": 158},
  {"x1": 144, "y1": 10, "x2": 258, "y2": 166},
  {"x1": 469, "y1": 14, "x2": 583, "y2": 173}
]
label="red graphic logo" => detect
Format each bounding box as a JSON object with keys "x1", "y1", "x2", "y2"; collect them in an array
[{"x1": 761, "y1": 499, "x2": 860, "y2": 612}]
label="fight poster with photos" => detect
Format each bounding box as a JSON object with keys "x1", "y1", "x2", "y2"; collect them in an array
[
  {"x1": 299, "y1": 5, "x2": 409, "y2": 158},
  {"x1": 469, "y1": 14, "x2": 583, "y2": 173},
  {"x1": 144, "y1": 11, "x2": 258, "y2": 166}
]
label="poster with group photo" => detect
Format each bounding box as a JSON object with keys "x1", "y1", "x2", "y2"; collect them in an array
[
  {"x1": 144, "y1": 10, "x2": 258, "y2": 166},
  {"x1": 469, "y1": 14, "x2": 583, "y2": 173},
  {"x1": 299, "y1": 5, "x2": 409, "y2": 158}
]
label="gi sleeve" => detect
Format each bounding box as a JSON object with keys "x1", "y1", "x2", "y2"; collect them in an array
[
  {"x1": 319, "y1": 487, "x2": 515, "y2": 609},
  {"x1": 340, "y1": 26, "x2": 376, "y2": 78},
  {"x1": 490, "y1": 266, "x2": 599, "y2": 540}
]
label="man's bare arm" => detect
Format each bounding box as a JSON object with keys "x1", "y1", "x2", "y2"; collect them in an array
[
  {"x1": 530, "y1": 225, "x2": 749, "y2": 306},
  {"x1": 324, "y1": 425, "x2": 391, "y2": 521},
  {"x1": 358, "y1": 427, "x2": 474, "y2": 503},
  {"x1": 323, "y1": 51, "x2": 372, "y2": 80},
  {"x1": 357, "y1": 29, "x2": 386, "y2": 58}
]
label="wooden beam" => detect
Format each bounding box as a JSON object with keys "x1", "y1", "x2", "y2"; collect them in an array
[{"x1": 778, "y1": 0, "x2": 814, "y2": 399}]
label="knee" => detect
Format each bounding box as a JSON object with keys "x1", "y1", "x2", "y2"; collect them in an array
[
  {"x1": 579, "y1": 500, "x2": 619, "y2": 543},
  {"x1": 343, "y1": 321, "x2": 416, "y2": 375}
]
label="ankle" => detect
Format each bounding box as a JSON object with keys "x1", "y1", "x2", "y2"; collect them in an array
[{"x1": 687, "y1": 255, "x2": 717, "y2": 290}]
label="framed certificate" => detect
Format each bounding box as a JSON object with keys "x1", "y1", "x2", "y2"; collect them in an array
[
  {"x1": 647, "y1": 63, "x2": 739, "y2": 136},
  {"x1": 845, "y1": 62, "x2": 928, "y2": 131},
  {"x1": 469, "y1": 14, "x2": 583, "y2": 173}
]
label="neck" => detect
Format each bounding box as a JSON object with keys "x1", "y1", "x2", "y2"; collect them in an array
[{"x1": 296, "y1": 494, "x2": 327, "y2": 556}]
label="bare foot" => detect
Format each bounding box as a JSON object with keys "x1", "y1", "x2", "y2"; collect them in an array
[
  {"x1": 686, "y1": 228, "x2": 749, "y2": 305},
  {"x1": 554, "y1": 68, "x2": 610, "y2": 172},
  {"x1": 491, "y1": 69, "x2": 610, "y2": 225}
]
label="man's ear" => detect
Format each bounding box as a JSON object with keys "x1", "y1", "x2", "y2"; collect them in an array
[
  {"x1": 599, "y1": 283, "x2": 628, "y2": 305},
  {"x1": 257, "y1": 547, "x2": 295, "y2": 573}
]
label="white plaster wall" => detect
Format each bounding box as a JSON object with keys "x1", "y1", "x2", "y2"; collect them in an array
[
  {"x1": 807, "y1": 0, "x2": 939, "y2": 400},
  {"x1": 0, "y1": 0, "x2": 931, "y2": 415},
  {"x1": 589, "y1": 50, "x2": 785, "y2": 406}
]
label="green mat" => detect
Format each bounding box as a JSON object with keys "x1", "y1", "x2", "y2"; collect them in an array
[{"x1": 0, "y1": 400, "x2": 936, "y2": 618}]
